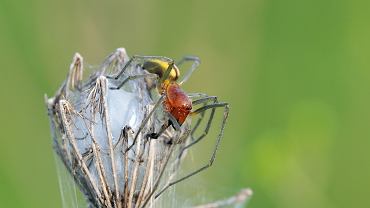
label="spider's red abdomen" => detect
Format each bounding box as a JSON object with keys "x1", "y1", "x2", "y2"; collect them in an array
[{"x1": 164, "y1": 82, "x2": 192, "y2": 125}]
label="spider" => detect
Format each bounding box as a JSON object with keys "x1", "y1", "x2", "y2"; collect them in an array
[{"x1": 108, "y1": 54, "x2": 230, "y2": 202}]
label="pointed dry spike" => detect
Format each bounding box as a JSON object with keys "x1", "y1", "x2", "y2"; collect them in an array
[
  {"x1": 115, "y1": 48, "x2": 129, "y2": 63},
  {"x1": 67, "y1": 53, "x2": 84, "y2": 91},
  {"x1": 101, "y1": 48, "x2": 129, "y2": 75},
  {"x1": 97, "y1": 76, "x2": 121, "y2": 208},
  {"x1": 44, "y1": 94, "x2": 52, "y2": 108},
  {"x1": 58, "y1": 100, "x2": 103, "y2": 206}
]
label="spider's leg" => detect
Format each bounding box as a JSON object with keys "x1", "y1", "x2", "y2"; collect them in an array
[
  {"x1": 75, "y1": 132, "x2": 88, "y2": 140},
  {"x1": 167, "y1": 113, "x2": 181, "y2": 131},
  {"x1": 176, "y1": 56, "x2": 200, "y2": 85},
  {"x1": 147, "y1": 93, "x2": 201, "y2": 140},
  {"x1": 146, "y1": 123, "x2": 168, "y2": 139},
  {"x1": 159, "y1": 60, "x2": 175, "y2": 84},
  {"x1": 107, "y1": 55, "x2": 174, "y2": 79},
  {"x1": 109, "y1": 74, "x2": 157, "y2": 90},
  {"x1": 108, "y1": 55, "x2": 174, "y2": 91},
  {"x1": 146, "y1": 113, "x2": 182, "y2": 149},
  {"x1": 81, "y1": 147, "x2": 94, "y2": 169},
  {"x1": 125, "y1": 94, "x2": 166, "y2": 153},
  {"x1": 140, "y1": 144, "x2": 176, "y2": 208},
  {"x1": 155, "y1": 101, "x2": 229, "y2": 198},
  {"x1": 178, "y1": 95, "x2": 218, "y2": 159},
  {"x1": 125, "y1": 59, "x2": 176, "y2": 151}
]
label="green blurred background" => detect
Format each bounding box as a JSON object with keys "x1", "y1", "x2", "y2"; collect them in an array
[{"x1": 1, "y1": 0, "x2": 369, "y2": 207}]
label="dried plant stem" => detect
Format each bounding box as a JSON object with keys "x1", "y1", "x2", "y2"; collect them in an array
[
  {"x1": 88, "y1": 122, "x2": 112, "y2": 207},
  {"x1": 59, "y1": 100, "x2": 103, "y2": 205},
  {"x1": 123, "y1": 134, "x2": 129, "y2": 207},
  {"x1": 86, "y1": 78, "x2": 116, "y2": 206},
  {"x1": 100, "y1": 77, "x2": 121, "y2": 208},
  {"x1": 135, "y1": 140, "x2": 154, "y2": 208},
  {"x1": 127, "y1": 133, "x2": 143, "y2": 208},
  {"x1": 140, "y1": 145, "x2": 175, "y2": 208},
  {"x1": 192, "y1": 188, "x2": 253, "y2": 208}
]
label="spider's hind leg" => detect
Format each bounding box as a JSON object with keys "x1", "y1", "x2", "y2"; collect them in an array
[
  {"x1": 155, "y1": 96, "x2": 230, "y2": 198},
  {"x1": 178, "y1": 95, "x2": 218, "y2": 159}
]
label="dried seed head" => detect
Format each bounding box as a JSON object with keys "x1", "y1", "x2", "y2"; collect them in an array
[
  {"x1": 46, "y1": 48, "x2": 192, "y2": 208},
  {"x1": 46, "y1": 48, "x2": 248, "y2": 208}
]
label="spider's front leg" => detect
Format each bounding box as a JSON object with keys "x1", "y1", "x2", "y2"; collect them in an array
[{"x1": 107, "y1": 55, "x2": 174, "y2": 80}]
